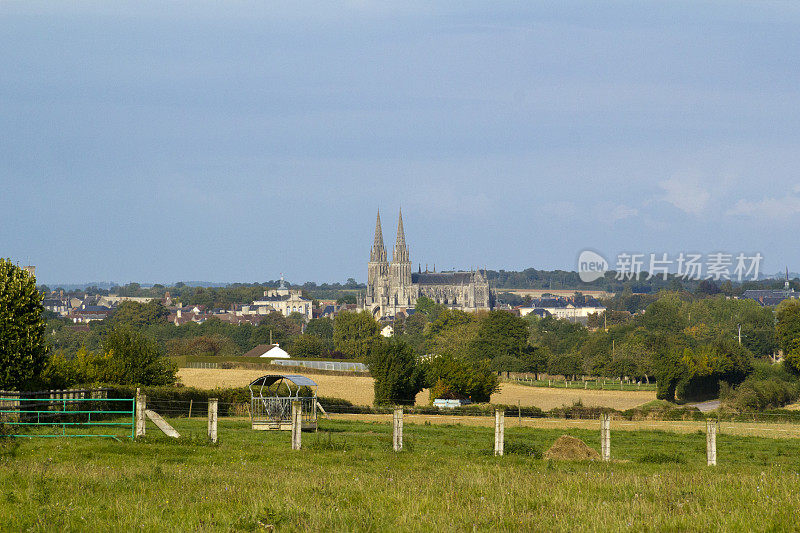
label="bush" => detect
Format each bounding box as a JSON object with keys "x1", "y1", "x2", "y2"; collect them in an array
[{"x1": 721, "y1": 377, "x2": 799, "y2": 411}]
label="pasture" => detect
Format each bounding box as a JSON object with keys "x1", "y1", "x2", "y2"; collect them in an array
[
  {"x1": 2, "y1": 417, "x2": 800, "y2": 531},
  {"x1": 177, "y1": 368, "x2": 657, "y2": 410}
]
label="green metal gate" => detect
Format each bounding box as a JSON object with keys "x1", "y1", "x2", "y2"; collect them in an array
[{"x1": 0, "y1": 390, "x2": 135, "y2": 440}]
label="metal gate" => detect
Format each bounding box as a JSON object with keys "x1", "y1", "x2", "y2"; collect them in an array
[{"x1": 0, "y1": 389, "x2": 135, "y2": 440}]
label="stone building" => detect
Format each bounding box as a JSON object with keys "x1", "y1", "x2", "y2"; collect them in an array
[{"x1": 364, "y1": 210, "x2": 493, "y2": 318}]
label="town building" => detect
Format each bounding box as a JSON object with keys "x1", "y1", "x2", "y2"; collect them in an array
[
  {"x1": 241, "y1": 278, "x2": 313, "y2": 320},
  {"x1": 741, "y1": 270, "x2": 799, "y2": 307}
]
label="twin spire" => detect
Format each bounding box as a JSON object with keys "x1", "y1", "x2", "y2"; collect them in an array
[{"x1": 371, "y1": 209, "x2": 408, "y2": 263}]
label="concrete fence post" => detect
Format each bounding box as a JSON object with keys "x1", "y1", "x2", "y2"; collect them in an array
[
  {"x1": 600, "y1": 413, "x2": 610, "y2": 461},
  {"x1": 135, "y1": 388, "x2": 146, "y2": 438},
  {"x1": 707, "y1": 419, "x2": 717, "y2": 466},
  {"x1": 208, "y1": 398, "x2": 218, "y2": 444},
  {"x1": 494, "y1": 409, "x2": 505, "y2": 456},
  {"x1": 291, "y1": 401, "x2": 302, "y2": 450},
  {"x1": 393, "y1": 407, "x2": 403, "y2": 452}
]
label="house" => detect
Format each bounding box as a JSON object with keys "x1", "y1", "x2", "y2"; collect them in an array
[
  {"x1": 241, "y1": 278, "x2": 313, "y2": 320},
  {"x1": 381, "y1": 325, "x2": 394, "y2": 337},
  {"x1": 242, "y1": 344, "x2": 291, "y2": 359},
  {"x1": 69, "y1": 305, "x2": 113, "y2": 323},
  {"x1": 518, "y1": 297, "x2": 606, "y2": 323},
  {"x1": 42, "y1": 297, "x2": 70, "y2": 316}
]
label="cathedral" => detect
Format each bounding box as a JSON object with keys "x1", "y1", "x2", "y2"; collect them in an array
[{"x1": 364, "y1": 210, "x2": 494, "y2": 318}]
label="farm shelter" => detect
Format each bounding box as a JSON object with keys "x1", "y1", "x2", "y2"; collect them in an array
[{"x1": 248, "y1": 375, "x2": 318, "y2": 431}]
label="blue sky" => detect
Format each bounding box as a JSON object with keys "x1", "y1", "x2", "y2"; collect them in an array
[{"x1": 2, "y1": 1, "x2": 799, "y2": 285}]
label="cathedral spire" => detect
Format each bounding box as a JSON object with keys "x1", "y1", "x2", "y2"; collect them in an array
[
  {"x1": 370, "y1": 210, "x2": 387, "y2": 263},
  {"x1": 395, "y1": 208, "x2": 406, "y2": 249},
  {"x1": 392, "y1": 208, "x2": 409, "y2": 263},
  {"x1": 373, "y1": 210, "x2": 385, "y2": 249}
]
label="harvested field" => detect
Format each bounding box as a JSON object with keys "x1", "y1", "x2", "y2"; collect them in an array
[{"x1": 178, "y1": 368, "x2": 656, "y2": 410}]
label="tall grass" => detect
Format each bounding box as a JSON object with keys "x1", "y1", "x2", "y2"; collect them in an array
[{"x1": 2, "y1": 418, "x2": 800, "y2": 531}]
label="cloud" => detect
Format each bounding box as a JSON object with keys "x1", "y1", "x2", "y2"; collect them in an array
[
  {"x1": 658, "y1": 175, "x2": 711, "y2": 215},
  {"x1": 727, "y1": 195, "x2": 800, "y2": 219},
  {"x1": 610, "y1": 204, "x2": 639, "y2": 221}
]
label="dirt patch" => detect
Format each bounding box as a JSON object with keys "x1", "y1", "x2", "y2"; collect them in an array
[{"x1": 543, "y1": 435, "x2": 601, "y2": 461}]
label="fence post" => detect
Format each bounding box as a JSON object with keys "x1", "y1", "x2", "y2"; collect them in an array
[
  {"x1": 135, "y1": 388, "x2": 146, "y2": 438},
  {"x1": 188, "y1": 398, "x2": 193, "y2": 419},
  {"x1": 494, "y1": 409, "x2": 505, "y2": 456},
  {"x1": 393, "y1": 407, "x2": 403, "y2": 452},
  {"x1": 208, "y1": 398, "x2": 218, "y2": 444},
  {"x1": 291, "y1": 401, "x2": 302, "y2": 450},
  {"x1": 600, "y1": 413, "x2": 610, "y2": 461},
  {"x1": 518, "y1": 400, "x2": 521, "y2": 426},
  {"x1": 707, "y1": 419, "x2": 717, "y2": 466}
]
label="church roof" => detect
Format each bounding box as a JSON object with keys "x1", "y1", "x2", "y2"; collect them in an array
[{"x1": 412, "y1": 272, "x2": 474, "y2": 285}]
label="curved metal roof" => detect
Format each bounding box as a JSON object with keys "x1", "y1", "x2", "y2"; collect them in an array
[{"x1": 248, "y1": 374, "x2": 318, "y2": 388}]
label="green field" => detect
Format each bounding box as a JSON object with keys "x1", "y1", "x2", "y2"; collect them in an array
[{"x1": 2, "y1": 418, "x2": 800, "y2": 532}]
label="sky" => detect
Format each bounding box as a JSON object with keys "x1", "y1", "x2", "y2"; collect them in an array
[{"x1": 2, "y1": 1, "x2": 800, "y2": 286}]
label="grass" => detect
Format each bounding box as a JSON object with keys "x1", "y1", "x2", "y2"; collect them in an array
[
  {"x1": 178, "y1": 368, "x2": 657, "y2": 410},
  {"x1": 2, "y1": 417, "x2": 800, "y2": 531}
]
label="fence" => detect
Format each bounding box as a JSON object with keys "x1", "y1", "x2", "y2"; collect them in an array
[
  {"x1": 0, "y1": 389, "x2": 135, "y2": 440},
  {"x1": 271, "y1": 359, "x2": 368, "y2": 372},
  {"x1": 187, "y1": 361, "x2": 219, "y2": 369}
]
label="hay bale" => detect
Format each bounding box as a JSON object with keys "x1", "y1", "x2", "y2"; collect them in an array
[{"x1": 543, "y1": 435, "x2": 601, "y2": 461}]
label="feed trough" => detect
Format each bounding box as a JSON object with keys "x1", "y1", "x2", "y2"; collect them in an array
[{"x1": 248, "y1": 375, "x2": 318, "y2": 431}]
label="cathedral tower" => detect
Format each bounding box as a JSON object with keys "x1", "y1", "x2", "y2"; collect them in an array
[
  {"x1": 390, "y1": 209, "x2": 413, "y2": 305},
  {"x1": 366, "y1": 211, "x2": 389, "y2": 308}
]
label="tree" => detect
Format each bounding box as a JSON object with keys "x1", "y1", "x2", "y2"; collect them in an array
[
  {"x1": 414, "y1": 296, "x2": 445, "y2": 322},
  {"x1": 776, "y1": 300, "x2": 800, "y2": 354},
  {"x1": 110, "y1": 300, "x2": 169, "y2": 328},
  {"x1": 289, "y1": 334, "x2": 328, "y2": 359},
  {"x1": 425, "y1": 354, "x2": 499, "y2": 403},
  {"x1": 306, "y1": 317, "x2": 334, "y2": 339},
  {"x1": 333, "y1": 311, "x2": 380, "y2": 359},
  {"x1": 0, "y1": 259, "x2": 47, "y2": 389},
  {"x1": 367, "y1": 339, "x2": 425, "y2": 405},
  {"x1": 102, "y1": 327, "x2": 177, "y2": 386},
  {"x1": 471, "y1": 310, "x2": 529, "y2": 361}
]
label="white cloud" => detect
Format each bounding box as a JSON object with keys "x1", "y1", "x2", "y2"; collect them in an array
[
  {"x1": 610, "y1": 204, "x2": 639, "y2": 221},
  {"x1": 793, "y1": 184, "x2": 800, "y2": 194},
  {"x1": 658, "y1": 175, "x2": 711, "y2": 215},
  {"x1": 727, "y1": 196, "x2": 800, "y2": 218},
  {"x1": 541, "y1": 201, "x2": 578, "y2": 217}
]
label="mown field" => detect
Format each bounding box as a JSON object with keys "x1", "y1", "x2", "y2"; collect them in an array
[
  {"x1": 177, "y1": 368, "x2": 657, "y2": 410},
  {"x1": 2, "y1": 418, "x2": 800, "y2": 532}
]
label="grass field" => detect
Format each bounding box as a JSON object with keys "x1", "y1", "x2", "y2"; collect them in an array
[
  {"x1": 178, "y1": 368, "x2": 657, "y2": 410},
  {"x1": 3, "y1": 417, "x2": 800, "y2": 531}
]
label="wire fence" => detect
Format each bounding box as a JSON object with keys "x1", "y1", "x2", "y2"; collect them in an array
[{"x1": 506, "y1": 377, "x2": 658, "y2": 392}]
